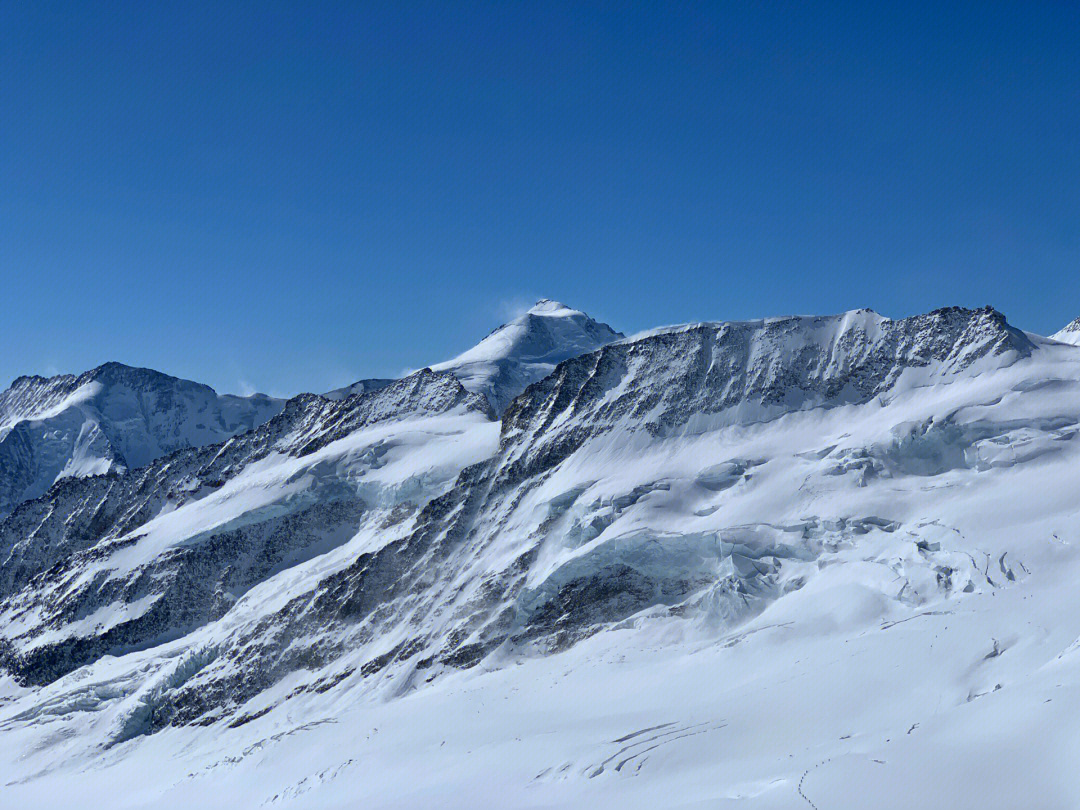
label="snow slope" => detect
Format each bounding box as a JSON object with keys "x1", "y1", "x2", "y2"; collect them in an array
[
  {"x1": 0, "y1": 363, "x2": 283, "y2": 518},
  {"x1": 1, "y1": 305, "x2": 1080, "y2": 809}
]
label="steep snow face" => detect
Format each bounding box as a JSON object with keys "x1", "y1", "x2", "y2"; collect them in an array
[
  {"x1": 3, "y1": 306, "x2": 1080, "y2": 809},
  {"x1": 429, "y1": 299, "x2": 623, "y2": 413},
  {"x1": 1051, "y1": 316, "x2": 1080, "y2": 345},
  {"x1": 0, "y1": 363, "x2": 284, "y2": 518}
]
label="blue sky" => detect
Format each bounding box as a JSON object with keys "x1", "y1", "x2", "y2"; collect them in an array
[{"x1": 2, "y1": 2, "x2": 1078, "y2": 396}]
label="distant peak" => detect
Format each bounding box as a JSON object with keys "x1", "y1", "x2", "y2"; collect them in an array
[
  {"x1": 83, "y1": 362, "x2": 180, "y2": 387},
  {"x1": 428, "y1": 299, "x2": 623, "y2": 412}
]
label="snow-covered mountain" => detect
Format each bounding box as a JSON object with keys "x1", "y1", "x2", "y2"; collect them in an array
[
  {"x1": 429, "y1": 299, "x2": 623, "y2": 412},
  {"x1": 1051, "y1": 315, "x2": 1080, "y2": 345},
  {"x1": 2, "y1": 305, "x2": 1080, "y2": 809},
  {"x1": 0, "y1": 363, "x2": 284, "y2": 519},
  {"x1": 319, "y1": 299, "x2": 620, "y2": 412}
]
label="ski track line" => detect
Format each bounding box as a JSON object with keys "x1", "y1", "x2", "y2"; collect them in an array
[{"x1": 797, "y1": 757, "x2": 832, "y2": 810}]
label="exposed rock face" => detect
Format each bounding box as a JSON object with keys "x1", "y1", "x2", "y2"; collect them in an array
[
  {"x1": 0, "y1": 362, "x2": 284, "y2": 518},
  {"x1": 502, "y1": 305, "x2": 1033, "y2": 446},
  {"x1": 0, "y1": 305, "x2": 1065, "y2": 753}
]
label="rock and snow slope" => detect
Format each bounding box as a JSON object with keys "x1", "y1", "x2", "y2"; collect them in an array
[
  {"x1": 0, "y1": 363, "x2": 283, "y2": 519},
  {"x1": 0, "y1": 369, "x2": 494, "y2": 688},
  {"x1": 321, "y1": 378, "x2": 394, "y2": 401},
  {"x1": 1, "y1": 305, "x2": 1080, "y2": 808}
]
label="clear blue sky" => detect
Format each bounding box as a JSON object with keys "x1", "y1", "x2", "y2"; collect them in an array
[{"x1": 2, "y1": 2, "x2": 1078, "y2": 396}]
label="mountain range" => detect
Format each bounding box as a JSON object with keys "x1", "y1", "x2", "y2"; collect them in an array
[{"x1": 1, "y1": 301, "x2": 1079, "y2": 809}]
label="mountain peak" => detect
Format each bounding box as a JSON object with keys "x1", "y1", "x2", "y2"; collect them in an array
[
  {"x1": 1051, "y1": 316, "x2": 1080, "y2": 345},
  {"x1": 0, "y1": 362, "x2": 284, "y2": 517},
  {"x1": 527, "y1": 298, "x2": 576, "y2": 316},
  {"x1": 88, "y1": 360, "x2": 136, "y2": 375},
  {"x1": 83, "y1": 361, "x2": 200, "y2": 391},
  {"x1": 430, "y1": 300, "x2": 624, "y2": 412}
]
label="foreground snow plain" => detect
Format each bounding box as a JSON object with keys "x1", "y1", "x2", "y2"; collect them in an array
[{"x1": 2, "y1": 306, "x2": 1080, "y2": 808}]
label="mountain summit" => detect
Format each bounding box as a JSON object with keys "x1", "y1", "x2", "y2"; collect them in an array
[
  {"x1": 429, "y1": 299, "x2": 623, "y2": 412},
  {"x1": 1051, "y1": 316, "x2": 1080, "y2": 345},
  {"x1": 0, "y1": 362, "x2": 283, "y2": 517}
]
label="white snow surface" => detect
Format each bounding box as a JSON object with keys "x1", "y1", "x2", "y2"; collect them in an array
[
  {"x1": 429, "y1": 299, "x2": 623, "y2": 412},
  {"x1": 2, "y1": 307, "x2": 1080, "y2": 808}
]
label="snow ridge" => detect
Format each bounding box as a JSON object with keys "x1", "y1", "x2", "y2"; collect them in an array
[
  {"x1": 503, "y1": 305, "x2": 1033, "y2": 447},
  {"x1": 321, "y1": 378, "x2": 395, "y2": 401}
]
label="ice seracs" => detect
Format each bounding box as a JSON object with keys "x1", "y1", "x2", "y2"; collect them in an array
[
  {"x1": 0, "y1": 362, "x2": 283, "y2": 518},
  {"x1": 429, "y1": 299, "x2": 623, "y2": 412}
]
